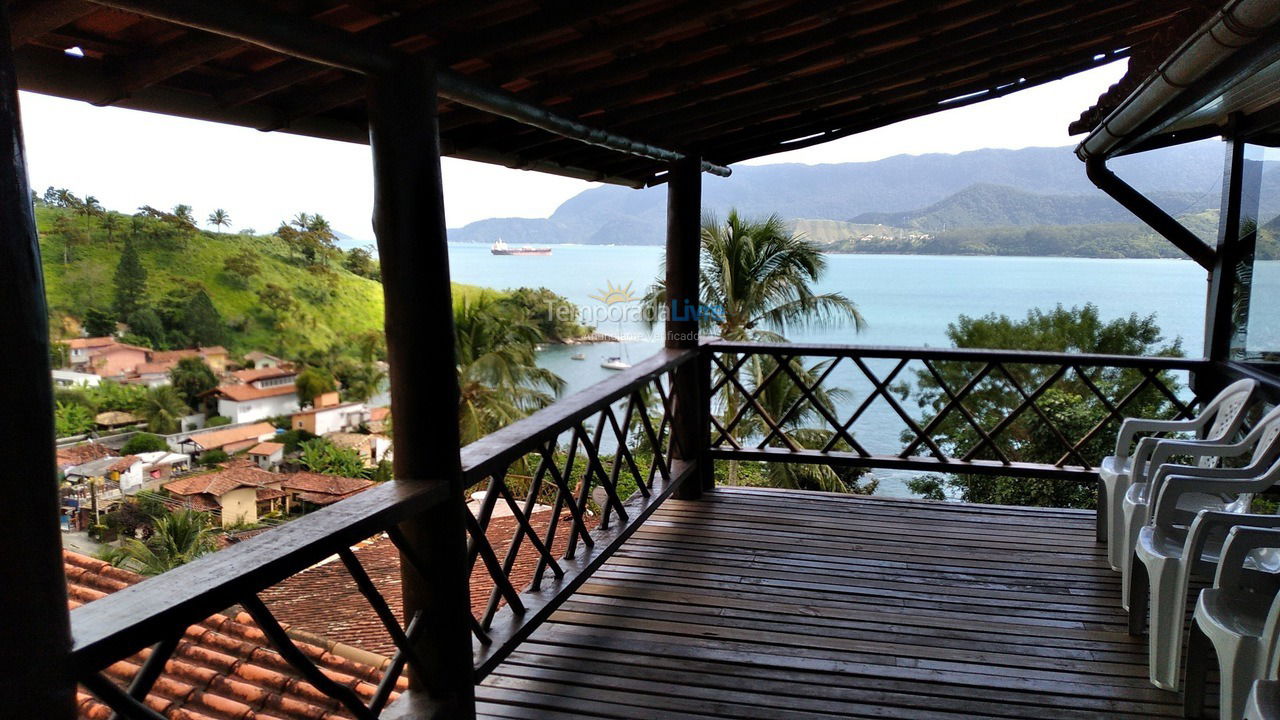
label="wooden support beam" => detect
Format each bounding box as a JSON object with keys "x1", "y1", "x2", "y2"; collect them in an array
[
  {"x1": 367, "y1": 57, "x2": 475, "y2": 717},
  {"x1": 9, "y1": 0, "x2": 94, "y2": 47},
  {"x1": 665, "y1": 156, "x2": 706, "y2": 500},
  {"x1": 0, "y1": 4, "x2": 74, "y2": 718},
  {"x1": 1204, "y1": 127, "x2": 1261, "y2": 361}
]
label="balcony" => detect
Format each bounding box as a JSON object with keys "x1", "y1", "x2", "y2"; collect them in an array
[{"x1": 67, "y1": 342, "x2": 1225, "y2": 719}]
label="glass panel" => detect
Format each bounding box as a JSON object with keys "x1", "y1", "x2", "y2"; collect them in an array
[{"x1": 1232, "y1": 144, "x2": 1280, "y2": 360}]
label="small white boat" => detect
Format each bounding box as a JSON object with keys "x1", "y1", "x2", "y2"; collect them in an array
[
  {"x1": 601, "y1": 356, "x2": 631, "y2": 371},
  {"x1": 570, "y1": 353, "x2": 586, "y2": 361}
]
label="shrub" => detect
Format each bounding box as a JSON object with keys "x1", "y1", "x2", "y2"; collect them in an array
[
  {"x1": 205, "y1": 416, "x2": 231, "y2": 427},
  {"x1": 120, "y1": 432, "x2": 168, "y2": 454},
  {"x1": 200, "y1": 449, "x2": 229, "y2": 466}
]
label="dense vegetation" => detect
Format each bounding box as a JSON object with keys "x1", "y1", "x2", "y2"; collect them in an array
[{"x1": 904, "y1": 304, "x2": 1185, "y2": 508}]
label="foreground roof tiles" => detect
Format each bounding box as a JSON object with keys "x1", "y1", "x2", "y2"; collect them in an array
[
  {"x1": 183, "y1": 423, "x2": 277, "y2": 451},
  {"x1": 261, "y1": 509, "x2": 586, "y2": 657},
  {"x1": 164, "y1": 464, "x2": 280, "y2": 498},
  {"x1": 66, "y1": 550, "x2": 404, "y2": 720}
]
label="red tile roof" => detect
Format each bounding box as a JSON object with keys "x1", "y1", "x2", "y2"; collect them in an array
[
  {"x1": 260, "y1": 509, "x2": 590, "y2": 657},
  {"x1": 56, "y1": 442, "x2": 112, "y2": 468},
  {"x1": 279, "y1": 473, "x2": 373, "y2": 506},
  {"x1": 150, "y1": 347, "x2": 228, "y2": 363},
  {"x1": 165, "y1": 464, "x2": 280, "y2": 498},
  {"x1": 249, "y1": 442, "x2": 285, "y2": 456},
  {"x1": 369, "y1": 407, "x2": 389, "y2": 422},
  {"x1": 232, "y1": 367, "x2": 297, "y2": 384},
  {"x1": 66, "y1": 550, "x2": 405, "y2": 720},
  {"x1": 213, "y1": 383, "x2": 298, "y2": 402},
  {"x1": 64, "y1": 336, "x2": 117, "y2": 349},
  {"x1": 183, "y1": 423, "x2": 277, "y2": 452}
]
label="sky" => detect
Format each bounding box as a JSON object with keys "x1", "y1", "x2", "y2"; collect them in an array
[{"x1": 18, "y1": 61, "x2": 1126, "y2": 241}]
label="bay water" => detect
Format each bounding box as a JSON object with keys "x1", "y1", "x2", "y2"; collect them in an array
[{"x1": 447, "y1": 244, "x2": 1207, "y2": 496}]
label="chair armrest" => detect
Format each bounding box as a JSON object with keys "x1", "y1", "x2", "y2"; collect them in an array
[
  {"x1": 1149, "y1": 462, "x2": 1261, "y2": 501},
  {"x1": 1115, "y1": 417, "x2": 1201, "y2": 462},
  {"x1": 1185, "y1": 510, "x2": 1280, "y2": 576},
  {"x1": 1215, "y1": 526, "x2": 1280, "y2": 591},
  {"x1": 1155, "y1": 477, "x2": 1271, "y2": 529},
  {"x1": 1148, "y1": 438, "x2": 1251, "y2": 473}
]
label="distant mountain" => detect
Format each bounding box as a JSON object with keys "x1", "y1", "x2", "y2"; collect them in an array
[
  {"x1": 448, "y1": 143, "x2": 1228, "y2": 246},
  {"x1": 850, "y1": 184, "x2": 1210, "y2": 230}
]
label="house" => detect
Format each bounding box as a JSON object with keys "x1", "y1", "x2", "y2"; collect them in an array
[
  {"x1": 63, "y1": 550, "x2": 404, "y2": 718},
  {"x1": 54, "y1": 442, "x2": 111, "y2": 472},
  {"x1": 133, "y1": 450, "x2": 190, "y2": 488},
  {"x1": 163, "y1": 463, "x2": 286, "y2": 526},
  {"x1": 61, "y1": 336, "x2": 115, "y2": 368},
  {"x1": 51, "y1": 369, "x2": 100, "y2": 387},
  {"x1": 243, "y1": 350, "x2": 284, "y2": 369},
  {"x1": 278, "y1": 471, "x2": 374, "y2": 508},
  {"x1": 325, "y1": 432, "x2": 390, "y2": 467},
  {"x1": 206, "y1": 367, "x2": 300, "y2": 424},
  {"x1": 247, "y1": 441, "x2": 284, "y2": 470},
  {"x1": 368, "y1": 406, "x2": 390, "y2": 433},
  {"x1": 62, "y1": 454, "x2": 143, "y2": 507},
  {"x1": 291, "y1": 397, "x2": 370, "y2": 435},
  {"x1": 177, "y1": 421, "x2": 277, "y2": 457},
  {"x1": 148, "y1": 346, "x2": 229, "y2": 374},
  {"x1": 82, "y1": 341, "x2": 151, "y2": 379}
]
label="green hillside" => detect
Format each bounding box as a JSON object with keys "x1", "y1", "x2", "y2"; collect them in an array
[{"x1": 37, "y1": 203, "x2": 392, "y2": 357}]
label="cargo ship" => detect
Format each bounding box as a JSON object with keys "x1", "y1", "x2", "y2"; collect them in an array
[{"x1": 490, "y1": 238, "x2": 551, "y2": 256}]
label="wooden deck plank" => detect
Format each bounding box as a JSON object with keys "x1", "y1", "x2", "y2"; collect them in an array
[{"x1": 477, "y1": 487, "x2": 1183, "y2": 719}]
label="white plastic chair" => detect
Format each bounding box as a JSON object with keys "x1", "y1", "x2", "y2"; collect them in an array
[
  {"x1": 1185, "y1": 526, "x2": 1280, "y2": 719},
  {"x1": 1101, "y1": 378, "x2": 1258, "y2": 571},
  {"x1": 1131, "y1": 477, "x2": 1280, "y2": 691},
  {"x1": 1245, "y1": 629, "x2": 1280, "y2": 720},
  {"x1": 1120, "y1": 405, "x2": 1280, "y2": 612}
]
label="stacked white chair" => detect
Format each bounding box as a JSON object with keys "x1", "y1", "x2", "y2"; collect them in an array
[
  {"x1": 1130, "y1": 448, "x2": 1280, "y2": 691},
  {"x1": 1185, "y1": 525, "x2": 1280, "y2": 720},
  {"x1": 1121, "y1": 405, "x2": 1280, "y2": 614},
  {"x1": 1100, "y1": 378, "x2": 1258, "y2": 571}
]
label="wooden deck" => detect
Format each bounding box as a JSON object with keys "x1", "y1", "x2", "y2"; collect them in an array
[{"x1": 476, "y1": 486, "x2": 1185, "y2": 719}]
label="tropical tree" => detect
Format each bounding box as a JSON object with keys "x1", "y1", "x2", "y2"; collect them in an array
[
  {"x1": 172, "y1": 204, "x2": 197, "y2": 229},
  {"x1": 335, "y1": 360, "x2": 385, "y2": 403},
  {"x1": 139, "y1": 385, "x2": 189, "y2": 434},
  {"x1": 106, "y1": 509, "x2": 218, "y2": 575},
  {"x1": 223, "y1": 248, "x2": 260, "y2": 288},
  {"x1": 54, "y1": 401, "x2": 95, "y2": 437},
  {"x1": 904, "y1": 304, "x2": 1183, "y2": 508},
  {"x1": 644, "y1": 210, "x2": 864, "y2": 342},
  {"x1": 75, "y1": 195, "x2": 104, "y2": 235},
  {"x1": 455, "y1": 293, "x2": 565, "y2": 444},
  {"x1": 295, "y1": 366, "x2": 337, "y2": 408},
  {"x1": 113, "y1": 238, "x2": 148, "y2": 320},
  {"x1": 298, "y1": 438, "x2": 370, "y2": 478},
  {"x1": 207, "y1": 208, "x2": 231, "y2": 234},
  {"x1": 644, "y1": 210, "x2": 866, "y2": 487},
  {"x1": 101, "y1": 212, "x2": 121, "y2": 242},
  {"x1": 120, "y1": 432, "x2": 169, "y2": 454},
  {"x1": 169, "y1": 357, "x2": 218, "y2": 409}
]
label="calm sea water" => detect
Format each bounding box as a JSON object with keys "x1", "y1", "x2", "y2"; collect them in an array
[{"x1": 447, "y1": 245, "x2": 1208, "y2": 496}]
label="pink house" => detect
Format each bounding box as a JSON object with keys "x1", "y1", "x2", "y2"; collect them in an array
[{"x1": 86, "y1": 342, "x2": 151, "y2": 379}]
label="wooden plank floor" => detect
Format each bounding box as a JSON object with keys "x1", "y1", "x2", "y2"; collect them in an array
[{"x1": 476, "y1": 486, "x2": 1189, "y2": 720}]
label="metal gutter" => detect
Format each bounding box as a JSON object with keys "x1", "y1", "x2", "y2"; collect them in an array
[
  {"x1": 1077, "y1": 0, "x2": 1280, "y2": 160},
  {"x1": 1084, "y1": 157, "x2": 1215, "y2": 270},
  {"x1": 85, "y1": 0, "x2": 732, "y2": 178}
]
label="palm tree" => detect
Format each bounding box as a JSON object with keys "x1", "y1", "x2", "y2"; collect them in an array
[
  {"x1": 100, "y1": 212, "x2": 121, "y2": 242},
  {"x1": 76, "y1": 195, "x2": 104, "y2": 236},
  {"x1": 455, "y1": 294, "x2": 565, "y2": 444},
  {"x1": 644, "y1": 210, "x2": 867, "y2": 486},
  {"x1": 139, "y1": 385, "x2": 189, "y2": 434},
  {"x1": 207, "y1": 208, "x2": 231, "y2": 234},
  {"x1": 172, "y1": 204, "x2": 197, "y2": 229},
  {"x1": 107, "y1": 509, "x2": 217, "y2": 575}
]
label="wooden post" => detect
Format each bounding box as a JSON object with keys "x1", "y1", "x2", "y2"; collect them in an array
[
  {"x1": 665, "y1": 156, "x2": 708, "y2": 499},
  {"x1": 367, "y1": 58, "x2": 475, "y2": 717},
  {"x1": 0, "y1": 3, "x2": 75, "y2": 716}
]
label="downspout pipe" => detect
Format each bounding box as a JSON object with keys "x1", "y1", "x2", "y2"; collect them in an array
[{"x1": 1085, "y1": 156, "x2": 1216, "y2": 271}]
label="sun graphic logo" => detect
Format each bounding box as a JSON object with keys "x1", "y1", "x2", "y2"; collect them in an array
[{"x1": 589, "y1": 280, "x2": 639, "y2": 305}]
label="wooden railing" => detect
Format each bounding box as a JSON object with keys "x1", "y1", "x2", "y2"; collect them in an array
[
  {"x1": 68, "y1": 341, "x2": 1214, "y2": 718},
  {"x1": 705, "y1": 340, "x2": 1208, "y2": 482},
  {"x1": 70, "y1": 348, "x2": 696, "y2": 718}
]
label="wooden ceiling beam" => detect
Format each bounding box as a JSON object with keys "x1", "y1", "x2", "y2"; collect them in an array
[{"x1": 10, "y1": 0, "x2": 96, "y2": 46}]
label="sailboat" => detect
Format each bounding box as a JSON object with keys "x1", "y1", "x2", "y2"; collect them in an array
[
  {"x1": 570, "y1": 352, "x2": 586, "y2": 360},
  {"x1": 601, "y1": 356, "x2": 631, "y2": 370}
]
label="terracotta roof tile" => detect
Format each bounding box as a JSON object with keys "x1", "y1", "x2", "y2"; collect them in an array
[
  {"x1": 260, "y1": 509, "x2": 592, "y2": 658},
  {"x1": 183, "y1": 423, "x2": 277, "y2": 452},
  {"x1": 213, "y1": 383, "x2": 298, "y2": 403},
  {"x1": 64, "y1": 336, "x2": 116, "y2": 349},
  {"x1": 232, "y1": 367, "x2": 296, "y2": 384},
  {"x1": 56, "y1": 442, "x2": 113, "y2": 468},
  {"x1": 165, "y1": 465, "x2": 280, "y2": 498},
  {"x1": 249, "y1": 442, "x2": 285, "y2": 456},
  {"x1": 279, "y1": 473, "x2": 372, "y2": 500},
  {"x1": 66, "y1": 551, "x2": 405, "y2": 720}
]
